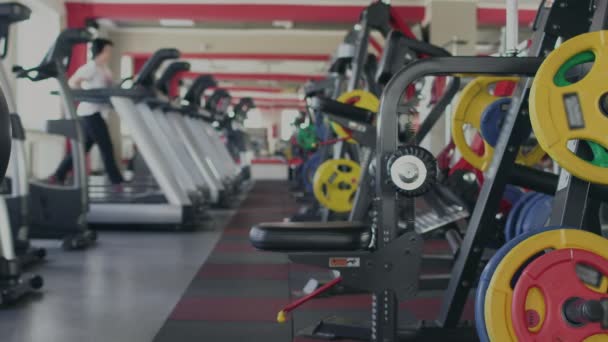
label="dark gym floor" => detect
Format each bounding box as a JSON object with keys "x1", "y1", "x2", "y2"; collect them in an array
[
  {"x1": 0, "y1": 211, "x2": 231, "y2": 342},
  {"x1": 0, "y1": 181, "x2": 474, "y2": 342}
]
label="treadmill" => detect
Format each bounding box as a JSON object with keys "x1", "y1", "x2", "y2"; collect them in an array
[
  {"x1": 204, "y1": 89, "x2": 243, "y2": 182},
  {"x1": 153, "y1": 67, "x2": 235, "y2": 207},
  {"x1": 158, "y1": 74, "x2": 242, "y2": 195},
  {"x1": 14, "y1": 28, "x2": 97, "y2": 249},
  {"x1": 137, "y1": 61, "x2": 214, "y2": 207},
  {"x1": 71, "y1": 49, "x2": 204, "y2": 230}
]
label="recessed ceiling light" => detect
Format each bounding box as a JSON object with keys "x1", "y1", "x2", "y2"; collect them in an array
[
  {"x1": 159, "y1": 19, "x2": 195, "y2": 27},
  {"x1": 96, "y1": 18, "x2": 116, "y2": 29},
  {"x1": 272, "y1": 20, "x2": 293, "y2": 29}
]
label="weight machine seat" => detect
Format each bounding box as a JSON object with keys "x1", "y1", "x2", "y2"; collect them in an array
[{"x1": 250, "y1": 221, "x2": 371, "y2": 251}]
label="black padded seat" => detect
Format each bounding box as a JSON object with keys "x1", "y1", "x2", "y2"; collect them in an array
[{"x1": 250, "y1": 221, "x2": 370, "y2": 252}]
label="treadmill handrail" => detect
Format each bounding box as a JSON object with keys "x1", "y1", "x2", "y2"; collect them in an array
[
  {"x1": 155, "y1": 61, "x2": 191, "y2": 96},
  {"x1": 133, "y1": 48, "x2": 180, "y2": 88},
  {"x1": 14, "y1": 28, "x2": 92, "y2": 81}
]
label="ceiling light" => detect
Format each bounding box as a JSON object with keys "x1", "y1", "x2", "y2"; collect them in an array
[
  {"x1": 96, "y1": 19, "x2": 116, "y2": 29},
  {"x1": 272, "y1": 20, "x2": 294, "y2": 29},
  {"x1": 159, "y1": 19, "x2": 195, "y2": 27}
]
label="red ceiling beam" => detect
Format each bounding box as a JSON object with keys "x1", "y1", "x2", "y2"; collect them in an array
[
  {"x1": 66, "y1": 2, "x2": 537, "y2": 27},
  {"x1": 181, "y1": 71, "x2": 323, "y2": 83},
  {"x1": 208, "y1": 86, "x2": 284, "y2": 93},
  {"x1": 65, "y1": 2, "x2": 425, "y2": 24},
  {"x1": 477, "y1": 8, "x2": 537, "y2": 26},
  {"x1": 209, "y1": 95, "x2": 303, "y2": 105},
  {"x1": 232, "y1": 98, "x2": 303, "y2": 104},
  {"x1": 126, "y1": 52, "x2": 330, "y2": 62},
  {"x1": 256, "y1": 105, "x2": 306, "y2": 111}
]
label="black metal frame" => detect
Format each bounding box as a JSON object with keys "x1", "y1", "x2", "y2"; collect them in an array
[{"x1": 369, "y1": 0, "x2": 608, "y2": 339}]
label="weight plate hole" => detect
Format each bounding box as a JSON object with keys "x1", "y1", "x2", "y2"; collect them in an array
[
  {"x1": 572, "y1": 140, "x2": 608, "y2": 167},
  {"x1": 486, "y1": 81, "x2": 516, "y2": 97},
  {"x1": 510, "y1": 250, "x2": 550, "y2": 289},
  {"x1": 337, "y1": 165, "x2": 353, "y2": 173},
  {"x1": 462, "y1": 124, "x2": 484, "y2": 157},
  {"x1": 554, "y1": 51, "x2": 595, "y2": 87},
  {"x1": 337, "y1": 182, "x2": 352, "y2": 190},
  {"x1": 599, "y1": 93, "x2": 608, "y2": 118}
]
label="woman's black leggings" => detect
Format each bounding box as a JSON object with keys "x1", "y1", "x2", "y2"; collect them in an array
[{"x1": 54, "y1": 112, "x2": 124, "y2": 184}]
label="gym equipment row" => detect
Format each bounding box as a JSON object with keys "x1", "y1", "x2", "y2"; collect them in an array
[
  {"x1": 0, "y1": 2, "x2": 253, "y2": 305},
  {"x1": 250, "y1": 0, "x2": 608, "y2": 341}
]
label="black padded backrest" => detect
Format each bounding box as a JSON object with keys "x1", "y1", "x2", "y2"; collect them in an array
[
  {"x1": 0, "y1": 3, "x2": 30, "y2": 58},
  {"x1": 155, "y1": 61, "x2": 190, "y2": 96},
  {"x1": 376, "y1": 30, "x2": 415, "y2": 86},
  {"x1": 184, "y1": 75, "x2": 217, "y2": 106},
  {"x1": 375, "y1": 30, "x2": 451, "y2": 86},
  {"x1": 362, "y1": 1, "x2": 391, "y2": 34},
  {"x1": 329, "y1": 56, "x2": 352, "y2": 74},
  {"x1": 134, "y1": 48, "x2": 180, "y2": 88}
]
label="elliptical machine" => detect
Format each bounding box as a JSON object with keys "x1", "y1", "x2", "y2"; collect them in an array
[
  {"x1": 13, "y1": 28, "x2": 97, "y2": 250},
  {"x1": 0, "y1": 2, "x2": 43, "y2": 302},
  {"x1": 0, "y1": 3, "x2": 46, "y2": 264}
]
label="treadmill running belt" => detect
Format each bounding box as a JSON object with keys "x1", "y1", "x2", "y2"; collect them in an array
[{"x1": 153, "y1": 181, "x2": 474, "y2": 342}]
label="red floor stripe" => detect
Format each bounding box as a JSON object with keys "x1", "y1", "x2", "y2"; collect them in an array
[
  {"x1": 198, "y1": 263, "x2": 289, "y2": 280},
  {"x1": 170, "y1": 297, "x2": 289, "y2": 322},
  {"x1": 222, "y1": 229, "x2": 251, "y2": 237},
  {"x1": 213, "y1": 241, "x2": 259, "y2": 253}
]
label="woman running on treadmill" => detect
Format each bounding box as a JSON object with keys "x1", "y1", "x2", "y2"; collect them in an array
[{"x1": 51, "y1": 38, "x2": 125, "y2": 185}]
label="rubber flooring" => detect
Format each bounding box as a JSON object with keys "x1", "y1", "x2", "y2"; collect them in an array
[{"x1": 154, "y1": 181, "x2": 475, "y2": 342}]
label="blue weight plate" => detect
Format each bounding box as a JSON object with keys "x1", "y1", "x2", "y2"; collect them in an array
[
  {"x1": 504, "y1": 192, "x2": 540, "y2": 242},
  {"x1": 475, "y1": 226, "x2": 565, "y2": 342},
  {"x1": 480, "y1": 98, "x2": 511, "y2": 147},
  {"x1": 514, "y1": 193, "x2": 544, "y2": 238},
  {"x1": 301, "y1": 153, "x2": 322, "y2": 194},
  {"x1": 503, "y1": 185, "x2": 524, "y2": 207},
  {"x1": 519, "y1": 194, "x2": 553, "y2": 236}
]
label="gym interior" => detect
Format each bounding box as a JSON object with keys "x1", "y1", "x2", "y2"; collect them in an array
[{"x1": 0, "y1": 0, "x2": 606, "y2": 341}]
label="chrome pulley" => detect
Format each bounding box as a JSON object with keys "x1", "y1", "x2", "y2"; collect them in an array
[{"x1": 387, "y1": 146, "x2": 436, "y2": 197}]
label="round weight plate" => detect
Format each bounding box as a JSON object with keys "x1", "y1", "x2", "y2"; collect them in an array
[
  {"x1": 530, "y1": 31, "x2": 608, "y2": 185},
  {"x1": 483, "y1": 229, "x2": 608, "y2": 341},
  {"x1": 504, "y1": 192, "x2": 540, "y2": 242},
  {"x1": 452, "y1": 77, "x2": 545, "y2": 171},
  {"x1": 452, "y1": 77, "x2": 517, "y2": 171},
  {"x1": 475, "y1": 226, "x2": 563, "y2": 342},
  {"x1": 331, "y1": 90, "x2": 379, "y2": 144},
  {"x1": 503, "y1": 185, "x2": 524, "y2": 207},
  {"x1": 511, "y1": 248, "x2": 608, "y2": 341},
  {"x1": 312, "y1": 159, "x2": 361, "y2": 213},
  {"x1": 480, "y1": 98, "x2": 512, "y2": 147},
  {"x1": 514, "y1": 193, "x2": 545, "y2": 238},
  {"x1": 519, "y1": 194, "x2": 553, "y2": 236}
]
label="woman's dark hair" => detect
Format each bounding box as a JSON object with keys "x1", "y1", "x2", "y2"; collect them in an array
[{"x1": 91, "y1": 38, "x2": 113, "y2": 59}]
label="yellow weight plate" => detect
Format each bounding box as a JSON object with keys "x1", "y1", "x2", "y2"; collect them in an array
[
  {"x1": 312, "y1": 159, "x2": 361, "y2": 213},
  {"x1": 331, "y1": 90, "x2": 379, "y2": 144},
  {"x1": 452, "y1": 77, "x2": 545, "y2": 171},
  {"x1": 530, "y1": 30, "x2": 608, "y2": 185},
  {"x1": 484, "y1": 229, "x2": 608, "y2": 341}
]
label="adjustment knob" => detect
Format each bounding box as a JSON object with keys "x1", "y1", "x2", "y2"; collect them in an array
[{"x1": 387, "y1": 145, "x2": 436, "y2": 197}]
